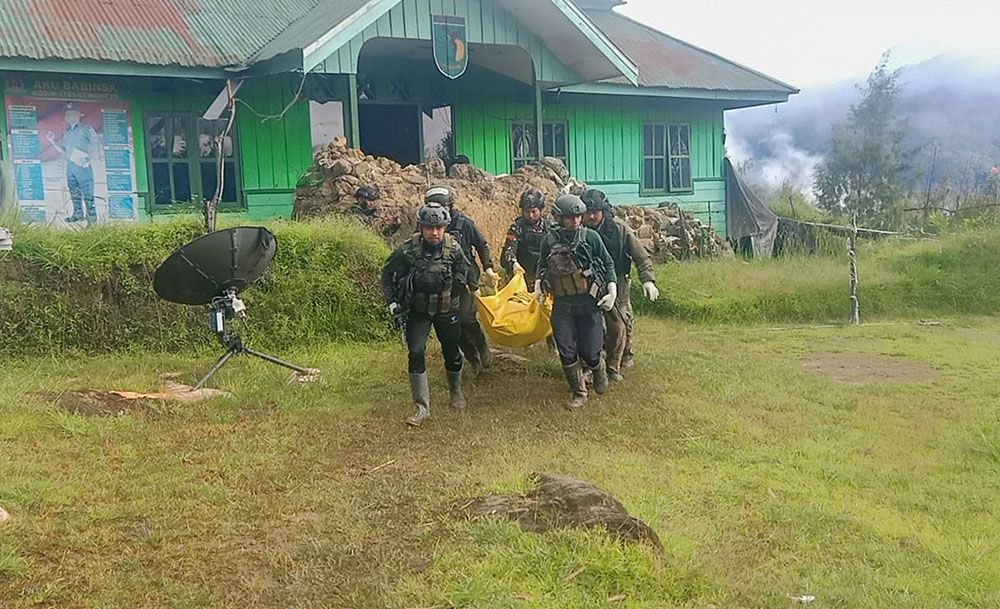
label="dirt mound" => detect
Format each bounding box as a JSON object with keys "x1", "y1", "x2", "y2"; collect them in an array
[
  {"x1": 294, "y1": 139, "x2": 586, "y2": 260},
  {"x1": 42, "y1": 381, "x2": 232, "y2": 416},
  {"x1": 464, "y1": 472, "x2": 662, "y2": 553},
  {"x1": 802, "y1": 352, "x2": 938, "y2": 384}
]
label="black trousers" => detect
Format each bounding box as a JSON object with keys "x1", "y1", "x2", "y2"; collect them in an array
[
  {"x1": 406, "y1": 311, "x2": 463, "y2": 374},
  {"x1": 550, "y1": 299, "x2": 604, "y2": 368},
  {"x1": 457, "y1": 286, "x2": 489, "y2": 363}
]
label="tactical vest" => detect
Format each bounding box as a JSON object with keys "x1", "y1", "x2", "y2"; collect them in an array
[
  {"x1": 516, "y1": 218, "x2": 546, "y2": 264},
  {"x1": 402, "y1": 234, "x2": 458, "y2": 315},
  {"x1": 545, "y1": 231, "x2": 593, "y2": 297}
]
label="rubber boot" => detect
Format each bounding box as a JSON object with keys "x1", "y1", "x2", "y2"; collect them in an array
[
  {"x1": 472, "y1": 325, "x2": 493, "y2": 369},
  {"x1": 562, "y1": 362, "x2": 588, "y2": 410},
  {"x1": 406, "y1": 372, "x2": 431, "y2": 427},
  {"x1": 591, "y1": 356, "x2": 609, "y2": 395},
  {"x1": 447, "y1": 369, "x2": 467, "y2": 409},
  {"x1": 607, "y1": 368, "x2": 624, "y2": 382}
]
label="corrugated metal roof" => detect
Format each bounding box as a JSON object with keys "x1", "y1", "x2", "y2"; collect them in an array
[
  {"x1": 584, "y1": 9, "x2": 798, "y2": 93},
  {"x1": 250, "y1": 0, "x2": 384, "y2": 64},
  {"x1": 0, "y1": 0, "x2": 326, "y2": 68}
]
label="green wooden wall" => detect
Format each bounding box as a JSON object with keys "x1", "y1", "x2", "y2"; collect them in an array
[
  {"x1": 235, "y1": 74, "x2": 313, "y2": 219},
  {"x1": 126, "y1": 73, "x2": 311, "y2": 219},
  {"x1": 318, "y1": 0, "x2": 582, "y2": 85},
  {"x1": 452, "y1": 86, "x2": 728, "y2": 235}
]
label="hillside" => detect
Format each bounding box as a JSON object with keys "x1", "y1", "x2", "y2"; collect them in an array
[{"x1": 727, "y1": 54, "x2": 1000, "y2": 195}]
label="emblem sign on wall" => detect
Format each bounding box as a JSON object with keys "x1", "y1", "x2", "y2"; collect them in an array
[
  {"x1": 4, "y1": 77, "x2": 139, "y2": 226},
  {"x1": 432, "y1": 15, "x2": 469, "y2": 80}
]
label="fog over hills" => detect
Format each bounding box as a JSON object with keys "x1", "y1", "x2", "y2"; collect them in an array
[{"x1": 726, "y1": 55, "x2": 1000, "y2": 197}]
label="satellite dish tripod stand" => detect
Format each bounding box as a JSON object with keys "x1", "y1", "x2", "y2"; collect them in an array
[{"x1": 193, "y1": 288, "x2": 317, "y2": 390}]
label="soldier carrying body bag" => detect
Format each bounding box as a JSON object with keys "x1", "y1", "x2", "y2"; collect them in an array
[{"x1": 534, "y1": 194, "x2": 618, "y2": 410}]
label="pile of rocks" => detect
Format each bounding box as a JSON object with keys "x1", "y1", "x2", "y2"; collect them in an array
[
  {"x1": 613, "y1": 203, "x2": 728, "y2": 262},
  {"x1": 294, "y1": 139, "x2": 726, "y2": 262},
  {"x1": 294, "y1": 138, "x2": 585, "y2": 251}
]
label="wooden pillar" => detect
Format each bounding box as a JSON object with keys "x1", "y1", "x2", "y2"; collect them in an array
[
  {"x1": 346, "y1": 73, "x2": 361, "y2": 149},
  {"x1": 534, "y1": 76, "x2": 544, "y2": 161}
]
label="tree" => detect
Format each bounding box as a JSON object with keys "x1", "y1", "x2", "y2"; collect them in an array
[{"x1": 814, "y1": 54, "x2": 908, "y2": 229}]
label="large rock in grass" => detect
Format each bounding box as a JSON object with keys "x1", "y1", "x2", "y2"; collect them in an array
[{"x1": 465, "y1": 472, "x2": 662, "y2": 553}]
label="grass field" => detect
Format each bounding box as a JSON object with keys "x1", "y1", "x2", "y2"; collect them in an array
[{"x1": 3, "y1": 314, "x2": 999, "y2": 608}]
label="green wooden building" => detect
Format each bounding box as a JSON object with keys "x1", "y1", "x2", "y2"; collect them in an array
[{"x1": 0, "y1": 0, "x2": 796, "y2": 236}]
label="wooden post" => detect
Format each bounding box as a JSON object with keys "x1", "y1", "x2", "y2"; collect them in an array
[
  {"x1": 346, "y1": 73, "x2": 361, "y2": 149},
  {"x1": 849, "y1": 213, "x2": 860, "y2": 325},
  {"x1": 534, "y1": 77, "x2": 544, "y2": 162},
  {"x1": 204, "y1": 78, "x2": 236, "y2": 233}
]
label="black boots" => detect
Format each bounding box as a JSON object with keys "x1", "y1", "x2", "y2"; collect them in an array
[
  {"x1": 406, "y1": 373, "x2": 431, "y2": 427},
  {"x1": 562, "y1": 362, "x2": 588, "y2": 410}
]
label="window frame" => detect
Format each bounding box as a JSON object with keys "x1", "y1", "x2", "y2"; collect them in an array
[
  {"x1": 510, "y1": 119, "x2": 570, "y2": 171},
  {"x1": 640, "y1": 121, "x2": 694, "y2": 195},
  {"x1": 143, "y1": 111, "x2": 243, "y2": 212},
  {"x1": 667, "y1": 122, "x2": 693, "y2": 192}
]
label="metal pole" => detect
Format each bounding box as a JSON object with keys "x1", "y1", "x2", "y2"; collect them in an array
[
  {"x1": 849, "y1": 214, "x2": 860, "y2": 325},
  {"x1": 192, "y1": 346, "x2": 238, "y2": 390},
  {"x1": 241, "y1": 346, "x2": 318, "y2": 375}
]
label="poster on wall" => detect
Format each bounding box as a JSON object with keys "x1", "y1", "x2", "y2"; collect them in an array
[{"x1": 3, "y1": 77, "x2": 139, "y2": 226}]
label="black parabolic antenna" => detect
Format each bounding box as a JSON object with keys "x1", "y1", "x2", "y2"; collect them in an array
[{"x1": 154, "y1": 226, "x2": 277, "y2": 305}]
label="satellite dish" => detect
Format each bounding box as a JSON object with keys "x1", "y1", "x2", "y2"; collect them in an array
[
  {"x1": 154, "y1": 226, "x2": 276, "y2": 305},
  {"x1": 152, "y1": 226, "x2": 317, "y2": 389}
]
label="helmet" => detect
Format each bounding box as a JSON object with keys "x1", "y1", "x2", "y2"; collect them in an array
[
  {"x1": 581, "y1": 189, "x2": 609, "y2": 211},
  {"x1": 553, "y1": 194, "x2": 586, "y2": 218},
  {"x1": 424, "y1": 184, "x2": 455, "y2": 207},
  {"x1": 355, "y1": 186, "x2": 380, "y2": 201},
  {"x1": 417, "y1": 203, "x2": 451, "y2": 227},
  {"x1": 519, "y1": 188, "x2": 545, "y2": 209}
]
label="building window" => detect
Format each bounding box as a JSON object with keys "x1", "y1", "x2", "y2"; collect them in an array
[
  {"x1": 668, "y1": 123, "x2": 692, "y2": 191},
  {"x1": 511, "y1": 120, "x2": 569, "y2": 169},
  {"x1": 642, "y1": 124, "x2": 666, "y2": 192},
  {"x1": 423, "y1": 105, "x2": 454, "y2": 160},
  {"x1": 642, "y1": 122, "x2": 692, "y2": 193},
  {"x1": 309, "y1": 100, "x2": 345, "y2": 155},
  {"x1": 145, "y1": 113, "x2": 239, "y2": 207}
]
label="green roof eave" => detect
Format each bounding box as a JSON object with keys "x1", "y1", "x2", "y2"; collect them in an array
[
  {"x1": 0, "y1": 56, "x2": 233, "y2": 79},
  {"x1": 548, "y1": 0, "x2": 638, "y2": 85},
  {"x1": 299, "y1": 0, "x2": 403, "y2": 72},
  {"x1": 555, "y1": 81, "x2": 794, "y2": 104}
]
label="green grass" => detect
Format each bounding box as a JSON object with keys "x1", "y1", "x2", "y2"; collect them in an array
[
  {"x1": 0, "y1": 217, "x2": 391, "y2": 356},
  {"x1": 2, "y1": 317, "x2": 1000, "y2": 607},
  {"x1": 638, "y1": 228, "x2": 1000, "y2": 324}
]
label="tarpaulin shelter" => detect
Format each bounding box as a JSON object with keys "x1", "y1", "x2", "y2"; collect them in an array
[{"x1": 724, "y1": 157, "x2": 779, "y2": 257}]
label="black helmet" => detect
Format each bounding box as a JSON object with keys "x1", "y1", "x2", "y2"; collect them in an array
[
  {"x1": 424, "y1": 184, "x2": 455, "y2": 207},
  {"x1": 355, "y1": 185, "x2": 380, "y2": 201},
  {"x1": 581, "y1": 189, "x2": 609, "y2": 211},
  {"x1": 417, "y1": 203, "x2": 451, "y2": 227},
  {"x1": 519, "y1": 188, "x2": 545, "y2": 209},
  {"x1": 553, "y1": 194, "x2": 586, "y2": 218}
]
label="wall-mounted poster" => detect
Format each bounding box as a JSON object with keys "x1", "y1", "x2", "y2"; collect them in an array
[{"x1": 4, "y1": 77, "x2": 139, "y2": 226}]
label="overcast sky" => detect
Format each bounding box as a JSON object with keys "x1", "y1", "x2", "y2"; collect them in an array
[{"x1": 616, "y1": 0, "x2": 1000, "y2": 88}]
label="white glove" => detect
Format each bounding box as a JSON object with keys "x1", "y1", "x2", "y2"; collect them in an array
[
  {"x1": 513, "y1": 262, "x2": 525, "y2": 274},
  {"x1": 485, "y1": 267, "x2": 499, "y2": 283},
  {"x1": 642, "y1": 281, "x2": 660, "y2": 302},
  {"x1": 388, "y1": 302, "x2": 400, "y2": 316},
  {"x1": 534, "y1": 280, "x2": 546, "y2": 304},
  {"x1": 597, "y1": 282, "x2": 618, "y2": 312}
]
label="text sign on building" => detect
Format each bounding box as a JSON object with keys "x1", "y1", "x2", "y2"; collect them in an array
[
  {"x1": 4, "y1": 77, "x2": 138, "y2": 226},
  {"x1": 432, "y1": 15, "x2": 468, "y2": 80}
]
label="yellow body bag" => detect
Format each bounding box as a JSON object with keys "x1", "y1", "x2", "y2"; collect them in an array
[{"x1": 475, "y1": 269, "x2": 552, "y2": 348}]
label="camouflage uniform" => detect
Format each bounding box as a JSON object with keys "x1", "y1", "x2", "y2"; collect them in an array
[{"x1": 501, "y1": 215, "x2": 553, "y2": 286}]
